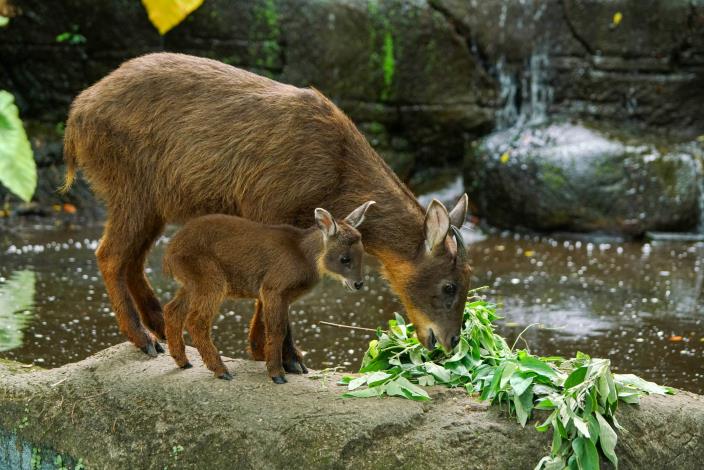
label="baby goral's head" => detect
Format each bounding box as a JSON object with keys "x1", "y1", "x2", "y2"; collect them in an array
[{"x1": 315, "y1": 201, "x2": 375, "y2": 291}]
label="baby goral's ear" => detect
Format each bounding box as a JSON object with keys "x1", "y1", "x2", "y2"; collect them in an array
[
  {"x1": 344, "y1": 201, "x2": 376, "y2": 228},
  {"x1": 315, "y1": 208, "x2": 338, "y2": 238}
]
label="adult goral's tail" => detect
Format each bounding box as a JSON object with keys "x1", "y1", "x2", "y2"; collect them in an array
[{"x1": 59, "y1": 126, "x2": 77, "y2": 194}]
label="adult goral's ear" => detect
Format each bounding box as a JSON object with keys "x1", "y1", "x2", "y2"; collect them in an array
[
  {"x1": 345, "y1": 200, "x2": 376, "y2": 228},
  {"x1": 448, "y1": 193, "x2": 468, "y2": 228},
  {"x1": 424, "y1": 199, "x2": 450, "y2": 254},
  {"x1": 315, "y1": 208, "x2": 337, "y2": 238}
]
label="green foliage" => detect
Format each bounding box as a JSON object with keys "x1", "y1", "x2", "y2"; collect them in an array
[
  {"x1": 0, "y1": 15, "x2": 9, "y2": 27},
  {"x1": 56, "y1": 25, "x2": 86, "y2": 45},
  {"x1": 343, "y1": 292, "x2": 675, "y2": 469},
  {"x1": 0, "y1": 91, "x2": 36, "y2": 202}
]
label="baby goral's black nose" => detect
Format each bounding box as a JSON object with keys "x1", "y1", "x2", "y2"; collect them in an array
[
  {"x1": 354, "y1": 281, "x2": 364, "y2": 290},
  {"x1": 451, "y1": 335, "x2": 460, "y2": 348}
]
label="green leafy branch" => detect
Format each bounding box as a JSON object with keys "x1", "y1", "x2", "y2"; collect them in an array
[{"x1": 341, "y1": 291, "x2": 675, "y2": 470}]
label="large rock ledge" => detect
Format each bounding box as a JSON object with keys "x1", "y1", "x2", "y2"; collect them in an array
[{"x1": 1, "y1": 343, "x2": 702, "y2": 469}]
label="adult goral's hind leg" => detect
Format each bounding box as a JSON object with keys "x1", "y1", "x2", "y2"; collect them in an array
[
  {"x1": 97, "y1": 220, "x2": 161, "y2": 356},
  {"x1": 283, "y1": 322, "x2": 308, "y2": 374},
  {"x1": 126, "y1": 219, "x2": 166, "y2": 341}
]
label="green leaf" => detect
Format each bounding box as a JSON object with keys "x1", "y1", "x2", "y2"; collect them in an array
[
  {"x1": 572, "y1": 437, "x2": 599, "y2": 470},
  {"x1": 0, "y1": 16, "x2": 9, "y2": 27},
  {"x1": 343, "y1": 387, "x2": 384, "y2": 398},
  {"x1": 366, "y1": 371, "x2": 392, "y2": 387},
  {"x1": 614, "y1": 374, "x2": 676, "y2": 395},
  {"x1": 0, "y1": 90, "x2": 36, "y2": 202},
  {"x1": 510, "y1": 372, "x2": 534, "y2": 396},
  {"x1": 500, "y1": 361, "x2": 518, "y2": 389},
  {"x1": 535, "y1": 397, "x2": 556, "y2": 410},
  {"x1": 564, "y1": 366, "x2": 588, "y2": 389},
  {"x1": 394, "y1": 312, "x2": 406, "y2": 325},
  {"x1": 513, "y1": 388, "x2": 534, "y2": 427},
  {"x1": 586, "y1": 414, "x2": 600, "y2": 444},
  {"x1": 347, "y1": 376, "x2": 368, "y2": 391},
  {"x1": 596, "y1": 412, "x2": 618, "y2": 468},
  {"x1": 395, "y1": 376, "x2": 430, "y2": 401},
  {"x1": 360, "y1": 355, "x2": 390, "y2": 373},
  {"x1": 425, "y1": 362, "x2": 452, "y2": 383},
  {"x1": 551, "y1": 419, "x2": 563, "y2": 454},
  {"x1": 517, "y1": 351, "x2": 558, "y2": 379},
  {"x1": 572, "y1": 416, "x2": 590, "y2": 439}
]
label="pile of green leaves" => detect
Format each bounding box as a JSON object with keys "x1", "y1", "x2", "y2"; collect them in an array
[{"x1": 341, "y1": 292, "x2": 675, "y2": 470}]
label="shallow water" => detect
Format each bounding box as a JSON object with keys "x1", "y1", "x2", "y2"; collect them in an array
[{"x1": 0, "y1": 223, "x2": 702, "y2": 393}]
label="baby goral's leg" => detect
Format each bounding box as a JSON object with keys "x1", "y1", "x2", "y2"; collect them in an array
[
  {"x1": 185, "y1": 292, "x2": 230, "y2": 380},
  {"x1": 164, "y1": 289, "x2": 192, "y2": 369},
  {"x1": 261, "y1": 293, "x2": 289, "y2": 384},
  {"x1": 248, "y1": 300, "x2": 266, "y2": 361}
]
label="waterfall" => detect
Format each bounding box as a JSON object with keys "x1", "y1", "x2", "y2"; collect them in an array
[
  {"x1": 494, "y1": 45, "x2": 553, "y2": 130},
  {"x1": 697, "y1": 156, "x2": 704, "y2": 234}
]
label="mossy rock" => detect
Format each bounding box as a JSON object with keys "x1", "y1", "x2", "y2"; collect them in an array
[{"x1": 464, "y1": 121, "x2": 703, "y2": 235}]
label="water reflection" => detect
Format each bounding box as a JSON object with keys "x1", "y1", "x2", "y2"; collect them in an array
[
  {"x1": 0, "y1": 224, "x2": 702, "y2": 393},
  {"x1": 0, "y1": 270, "x2": 36, "y2": 352}
]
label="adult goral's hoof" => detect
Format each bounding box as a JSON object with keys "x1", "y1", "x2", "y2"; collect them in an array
[
  {"x1": 180, "y1": 362, "x2": 193, "y2": 369},
  {"x1": 219, "y1": 372, "x2": 233, "y2": 381},
  {"x1": 283, "y1": 359, "x2": 308, "y2": 374},
  {"x1": 271, "y1": 375, "x2": 287, "y2": 384},
  {"x1": 155, "y1": 342, "x2": 165, "y2": 354},
  {"x1": 140, "y1": 343, "x2": 158, "y2": 358}
]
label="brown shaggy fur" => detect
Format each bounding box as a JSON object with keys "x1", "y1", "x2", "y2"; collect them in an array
[
  {"x1": 162, "y1": 208, "x2": 367, "y2": 383},
  {"x1": 62, "y1": 53, "x2": 470, "y2": 357}
]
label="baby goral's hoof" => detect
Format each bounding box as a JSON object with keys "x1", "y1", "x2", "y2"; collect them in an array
[
  {"x1": 271, "y1": 375, "x2": 287, "y2": 384},
  {"x1": 180, "y1": 362, "x2": 193, "y2": 369},
  {"x1": 140, "y1": 342, "x2": 158, "y2": 358},
  {"x1": 155, "y1": 342, "x2": 166, "y2": 354},
  {"x1": 218, "y1": 372, "x2": 233, "y2": 381}
]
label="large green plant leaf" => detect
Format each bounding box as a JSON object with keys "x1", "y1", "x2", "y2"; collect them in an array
[{"x1": 0, "y1": 90, "x2": 36, "y2": 202}]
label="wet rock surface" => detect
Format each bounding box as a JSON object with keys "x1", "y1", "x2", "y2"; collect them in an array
[
  {"x1": 465, "y1": 121, "x2": 703, "y2": 234},
  {"x1": 0, "y1": 343, "x2": 703, "y2": 469}
]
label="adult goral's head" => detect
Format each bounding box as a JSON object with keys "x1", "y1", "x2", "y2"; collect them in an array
[{"x1": 386, "y1": 194, "x2": 471, "y2": 351}]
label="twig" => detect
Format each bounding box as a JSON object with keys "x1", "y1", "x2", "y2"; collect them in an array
[
  {"x1": 511, "y1": 323, "x2": 542, "y2": 351},
  {"x1": 510, "y1": 323, "x2": 567, "y2": 351},
  {"x1": 50, "y1": 378, "x2": 68, "y2": 388},
  {"x1": 318, "y1": 321, "x2": 377, "y2": 332}
]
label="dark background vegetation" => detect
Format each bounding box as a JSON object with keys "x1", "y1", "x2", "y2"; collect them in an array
[{"x1": 1, "y1": 0, "x2": 703, "y2": 234}]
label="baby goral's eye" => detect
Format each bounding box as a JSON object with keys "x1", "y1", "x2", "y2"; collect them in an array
[
  {"x1": 443, "y1": 283, "x2": 457, "y2": 295},
  {"x1": 340, "y1": 255, "x2": 351, "y2": 265}
]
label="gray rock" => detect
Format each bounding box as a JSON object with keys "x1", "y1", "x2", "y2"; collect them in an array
[
  {"x1": 1, "y1": 343, "x2": 703, "y2": 469},
  {"x1": 465, "y1": 122, "x2": 702, "y2": 234}
]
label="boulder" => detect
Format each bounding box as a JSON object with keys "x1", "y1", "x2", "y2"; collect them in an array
[
  {"x1": 1, "y1": 343, "x2": 703, "y2": 469},
  {"x1": 464, "y1": 121, "x2": 702, "y2": 234}
]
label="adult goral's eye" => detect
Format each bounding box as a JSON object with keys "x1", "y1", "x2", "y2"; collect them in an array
[
  {"x1": 340, "y1": 255, "x2": 351, "y2": 264},
  {"x1": 443, "y1": 283, "x2": 457, "y2": 295}
]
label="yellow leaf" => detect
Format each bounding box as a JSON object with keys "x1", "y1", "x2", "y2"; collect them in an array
[
  {"x1": 612, "y1": 11, "x2": 622, "y2": 26},
  {"x1": 500, "y1": 152, "x2": 510, "y2": 164},
  {"x1": 142, "y1": 0, "x2": 204, "y2": 35},
  {"x1": 524, "y1": 250, "x2": 535, "y2": 257}
]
